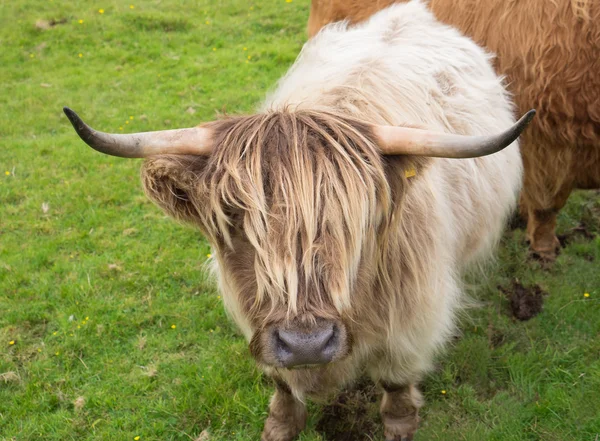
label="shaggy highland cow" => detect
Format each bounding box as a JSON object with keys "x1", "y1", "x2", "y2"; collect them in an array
[
  {"x1": 308, "y1": 0, "x2": 600, "y2": 261},
  {"x1": 65, "y1": 2, "x2": 534, "y2": 440}
]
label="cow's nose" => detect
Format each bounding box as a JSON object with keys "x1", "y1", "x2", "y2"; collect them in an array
[{"x1": 274, "y1": 322, "x2": 339, "y2": 368}]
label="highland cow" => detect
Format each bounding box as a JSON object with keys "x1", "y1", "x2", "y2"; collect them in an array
[
  {"x1": 308, "y1": 0, "x2": 600, "y2": 261},
  {"x1": 65, "y1": 2, "x2": 533, "y2": 440}
]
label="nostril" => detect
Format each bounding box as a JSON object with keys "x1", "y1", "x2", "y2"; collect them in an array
[
  {"x1": 322, "y1": 326, "x2": 337, "y2": 349},
  {"x1": 316, "y1": 325, "x2": 335, "y2": 350},
  {"x1": 274, "y1": 330, "x2": 292, "y2": 355}
]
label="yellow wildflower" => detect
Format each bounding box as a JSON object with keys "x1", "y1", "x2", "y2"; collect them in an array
[
  {"x1": 171, "y1": 324, "x2": 176, "y2": 329},
  {"x1": 119, "y1": 127, "x2": 124, "y2": 131},
  {"x1": 441, "y1": 390, "x2": 447, "y2": 395},
  {"x1": 98, "y1": 9, "x2": 104, "y2": 14},
  {"x1": 86, "y1": 317, "x2": 89, "y2": 320},
  {"x1": 55, "y1": 351, "x2": 60, "y2": 356},
  {"x1": 207, "y1": 253, "x2": 212, "y2": 258},
  {"x1": 205, "y1": 21, "x2": 210, "y2": 25},
  {"x1": 78, "y1": 53, "x2": 83, "y2": 58},
  {"x1": 129, "y1": 116, "x2": 134, "y2": 120},
  {"x1": 5, "y1": 171, "x2": 10, "y2": 176},
  {"x1": 247, "y1": 55, "x2": 252, "y2": 60},
  {"x1": 134, "y1": 437, "x2": 140, "y2": 441},
  {"x1": 130, "y1": 5, "x2": 135, "y2": 9},
  {"x1": 78, "y1": 19, "x2": 84, "y2": 24},
  {"x1": 286, "y1": 0, "x2": 292, "y2": 2},
  {"x1": 243, "y1": 47, "x2": 247, "y2": 51},
  {"x1": 30, "y1": 54, "x2": 35, "y2": 58},
  {"x1": 9, "y1": 340, "x2": 15, "y2": 345},
  {"x1": 584, "y1": 292, "x2": 590, "y2": 298},
  {"x1": 213, "y1": 47, "x2": 217, "y2": 51}
]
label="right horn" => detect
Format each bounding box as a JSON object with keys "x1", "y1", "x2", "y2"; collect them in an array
[
  {"x1": 374, "y1": 109, "x2": 535, "y2": 158},
  {"x1": 63, "y1": 107, "x2": 215, "y2": 158}
]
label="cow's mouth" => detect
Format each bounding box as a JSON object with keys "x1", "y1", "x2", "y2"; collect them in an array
[{"x1": 287, "y1": 363, "x2": 327, "y2": 370}]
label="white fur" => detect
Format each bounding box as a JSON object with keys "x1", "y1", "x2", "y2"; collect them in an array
[{"x1": 253, "y1": 1, "x2": 523, "y2": 390}]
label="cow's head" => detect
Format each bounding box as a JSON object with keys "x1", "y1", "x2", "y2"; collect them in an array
[{"x1": 64, "y1": 106, "x2": 534, "y2": 369}]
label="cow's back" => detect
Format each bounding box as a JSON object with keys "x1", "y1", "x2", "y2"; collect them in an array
[
  {"x1": 309, "y1": 0, "x2": 600, "y2": 147},
  {"x1": 428, "y1": 0, "x2": 600, "y2": 148}
]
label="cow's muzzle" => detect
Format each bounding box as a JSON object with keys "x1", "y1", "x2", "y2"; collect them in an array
[{"x1": 254, "y1": 319, "x2": 349, "y2": 369}]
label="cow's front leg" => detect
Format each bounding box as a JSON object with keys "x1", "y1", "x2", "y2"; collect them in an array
[
  {"x1": 380, "y1": 383, "x2": 423, "y2": 441},
  {"x1": 261, "y1": 379, "x2": 307, "y2": 441}
]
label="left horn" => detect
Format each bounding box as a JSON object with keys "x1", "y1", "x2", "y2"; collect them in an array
[
  {"x1": 63, "y1": 107, "x2": 214, "y2": 158},
  {"x1": 374, "y1": 109, "x2": 535, "y2": 158}
]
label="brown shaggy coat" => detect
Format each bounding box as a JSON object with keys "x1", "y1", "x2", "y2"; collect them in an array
[{"x1": 308, "y1": 0, "x2": 600, "y2": 260}]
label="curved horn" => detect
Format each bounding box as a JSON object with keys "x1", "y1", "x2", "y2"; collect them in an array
[
  {"x1": 63, "y1": 107, "x2": 214, "y2": 158},
  {"x1": 374, "y1": 109, "x2": 535, "y2": 158}
]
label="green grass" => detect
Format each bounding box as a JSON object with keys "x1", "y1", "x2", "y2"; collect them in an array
[{"x1": 1, "y1": 1, "x2": 599, "y2": 440}]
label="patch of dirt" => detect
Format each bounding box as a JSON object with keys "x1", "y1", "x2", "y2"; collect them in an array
[
  {"x1": 35, "y1": 18, "x2": 68, "y2": 30},
  {"x1": 558, "y1": 223, "x2": 596, "y2": 247},
  {"x1": 316, "y1": 378, "x2": 380, "y2": 441},
  {"x1": 559, "y1": 201, "x2": 600, "y2": 247},
  {"x1": 499, "y1": 280, "x2": 546, "y2": 321}
]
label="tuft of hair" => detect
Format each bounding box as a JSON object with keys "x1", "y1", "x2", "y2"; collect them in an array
[{"x1": 196, "y1": 110, "x2": 391, "y2": 317}]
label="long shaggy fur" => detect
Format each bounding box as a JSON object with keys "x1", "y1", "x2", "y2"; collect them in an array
[
  {"x1": 142, "y1": 2, "x2": 522, "y2": 403},
  {"x1": 308, "y1": 0, "x2": 600, "y2": 257}
]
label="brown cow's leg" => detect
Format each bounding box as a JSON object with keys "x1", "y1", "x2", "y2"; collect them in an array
[
  {"x1": 520, "y1": 138, "x2": 575, "y2": 262},
  {"x1": 525, "y1": 182, "x2": 572, "y2": 262},
  {"x1": 261, "y1": 380, "x2": 307, "y2": 441},
  {"x1": 380, "y1": 383, "x2": 423, "y2": 441}
]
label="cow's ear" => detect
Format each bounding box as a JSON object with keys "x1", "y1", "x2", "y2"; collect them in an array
[{"x1": 141, "y1": 155, "x2": 207, "y2": 224}]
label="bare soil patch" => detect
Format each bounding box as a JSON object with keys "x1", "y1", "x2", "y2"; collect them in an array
[
  {"x1": 499, "y1": 280, "x2": 546, "y2": 321},
  {"x1": 316, "y1": 379, "x2": 380, "y2": 441}
]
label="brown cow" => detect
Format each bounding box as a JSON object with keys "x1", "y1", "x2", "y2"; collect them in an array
[
  {"x1": 65, "y1": 3, "x2": 534, "y2": 439},
  {"x1": 309, "y1": 0, "x2": 600, "y2": 261}
]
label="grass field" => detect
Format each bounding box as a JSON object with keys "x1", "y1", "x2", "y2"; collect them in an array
[{"x1": 1, "y1": 1, "x2": 599, "y2": 440}]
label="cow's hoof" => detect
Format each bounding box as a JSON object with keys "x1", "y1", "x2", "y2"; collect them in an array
[
  {"x1": 529, "y1": 236, "x2": 561, "y2": 266},
  {"x1": 261, "y1": 413, "x2": 305, "y2": 441},
  {"x1": 529, "y1": 247, "x2": 559, "y2": 266},
  {"x1": 384, "y1": 429, "x2": 415, "y2": 441},
  {"x1": 530, "y1": 249, "x2": 556, "y2": 262}
]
